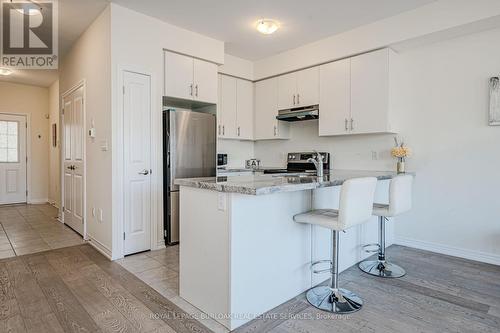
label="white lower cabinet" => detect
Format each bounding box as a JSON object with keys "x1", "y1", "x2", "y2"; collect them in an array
[
  {"x1": 255, "y1": 78, "x2": 289, "y2": 140},
  {"x1": 319, "y1": 48, "x2": 397, "y2": 136},
  {"x1": 218, "y1": 74, "x2": 255, "y2": 140}
]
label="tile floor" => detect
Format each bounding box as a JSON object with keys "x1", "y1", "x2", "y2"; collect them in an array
[
  {"x1": 0, "y1": 203, "x2": 85, "y2": 259},
  {"x1": 117, "y1": 245, "x2": 232, "y2": 333}
]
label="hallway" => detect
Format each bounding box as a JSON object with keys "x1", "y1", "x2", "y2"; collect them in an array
[{"x1": 0, "y1": 204, "x2": 84, "y2": 259}]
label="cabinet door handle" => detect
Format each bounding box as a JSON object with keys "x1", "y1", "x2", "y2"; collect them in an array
[
  {"x1": 218, "y1": 125, "x2": 221, "y2": 135},
  {"x1": 350, "y1": 118, "x2": 354, "y2": 131},
  {"x1": 274, "y1": 125, "x2": 277, "y2": 136},
  {"x1": 297, "y1": 94, "x2": 300, "y2": 105},
  {"x1": 223, "y1": 125, "x2": 225, "y2": 135},
  {"x1": 237, "y1": 127, "x2": 240, "y2": 136},
  {"x1": 195, "y1": 84, "x2": 199, "y2": 97},
  {"x1": 345, "y1": 118, "x2": 348, "y2": 131},
  {"x1": 189, "y1": 84, "x2": 193, "y2": 96},
  {"x1": 293, "y1": 94, "x2": 296, "y2": 106}
]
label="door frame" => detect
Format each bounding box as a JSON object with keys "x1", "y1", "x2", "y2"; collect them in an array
[
  {"x1": 0, "y1": 112, "x2": 30, "y2": 204},
  {"x1": 60, "y1": 80, "x2": 87, "y2": 239},
  {"x1": 114, "y1": 65, "x2": 157, "y2": 259}
]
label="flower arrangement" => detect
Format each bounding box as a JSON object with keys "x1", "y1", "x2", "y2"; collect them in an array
[{"x1": 391, "y1": 137, "x2": 411, "y2": 173}]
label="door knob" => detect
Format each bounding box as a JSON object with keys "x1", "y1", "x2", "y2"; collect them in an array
[{"x1": 138, "y1": 169, "x2": 149, "y2": 175}]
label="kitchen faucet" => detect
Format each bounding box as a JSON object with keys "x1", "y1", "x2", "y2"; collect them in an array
[{"x1": 307, "y1": 151, "x2": 324, "y2": 177}]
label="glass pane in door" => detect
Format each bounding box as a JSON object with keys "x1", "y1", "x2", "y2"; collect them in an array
[{"x1": 0, "y1": 121, "x2": 19, "y2": 162}]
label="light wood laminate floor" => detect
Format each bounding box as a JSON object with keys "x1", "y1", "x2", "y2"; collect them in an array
[
  {"x1": 0, "y1": 204, "x2": 85, "y2": 259},
  {"x1": 119, "y1": 244, "x2": 500, "y2": 333}
]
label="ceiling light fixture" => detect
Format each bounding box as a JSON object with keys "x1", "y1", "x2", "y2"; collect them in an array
[
  {"x1": 256, "y1": 19, "x2": 279, "y2": 35},
  {"x1": 0, "y1": 68, "x2": 13, "y2": 76}
]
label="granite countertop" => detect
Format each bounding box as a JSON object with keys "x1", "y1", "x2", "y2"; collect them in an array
[{"x1": 175, "y1": 169, "x2": 410, "y2": 195}]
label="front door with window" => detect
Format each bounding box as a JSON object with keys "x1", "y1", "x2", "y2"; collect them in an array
[
  {"x1": 0, "y1": 114, "x2": 27, "y2": 205},
  {"x1": 63, "y1": 86, "x2": 85, "y2": 236}
]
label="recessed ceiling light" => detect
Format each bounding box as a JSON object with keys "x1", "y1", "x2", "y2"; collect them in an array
[
  {"x1": 0, "y1": 67, "x2": 13, "y2": 76},
  {"x1": 256, "y1": 19, "x2": 279, "y2": 35}
]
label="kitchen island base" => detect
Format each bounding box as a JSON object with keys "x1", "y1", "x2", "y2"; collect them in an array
[{"x1": 179, "y1": 182, "x2": 392, "y2": 330}]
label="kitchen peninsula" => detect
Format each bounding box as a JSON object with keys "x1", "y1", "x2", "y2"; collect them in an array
[{"x1": 175, "y1": 170, "x2": 403, "y2": 330}]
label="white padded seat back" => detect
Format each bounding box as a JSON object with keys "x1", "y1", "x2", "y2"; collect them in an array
[
  {"x1": 387, "y1": 175, "x2": 413, "y2": 216},
  {"x1": 338, "y1": 177, "x2": 377, "y2": 230}
]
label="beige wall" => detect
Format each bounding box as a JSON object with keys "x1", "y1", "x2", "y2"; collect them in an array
[
  {"x1": 48, "y1": 80, "x2": 60, "y2": 207},
  {"x1": 0, "y1": 82, "x2": 49, "y2": 203},
  {"x1": 59, "y1": 6, "x2": 112, "y2": 255}
]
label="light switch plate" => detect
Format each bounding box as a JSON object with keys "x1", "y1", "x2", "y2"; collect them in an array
[{"x1": 100, "y1": 140, "x2": 108, "y2": 151}]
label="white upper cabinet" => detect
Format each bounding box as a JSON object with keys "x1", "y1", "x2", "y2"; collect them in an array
[
  {"x1": 277, "y1": 67, "x2": 319, "y2": 110},
  {"x1": 193, "y1": 59, "x2": 218, "y2": 104},
  {"x1": 218, "y1": 74, "x2": 255, "y2": 140},
  {"x1": 319, "y1": 59, "x2": 351, "y2": 136},
  {"x1": 350, "y1": 48, "x2": 392, "y2": 134},
  {"x1": 255, "y1": 78, "x2": 290, "y2": 140},
  {"x1": 277, "y1": 73, "x2": 297, "y2": 110},
  {"x1": 236, "y1": 79, "x2": 254, "y2": 140},
  {"x1": 164, "y1": 51, "x2": 194, "y2": 101},
  {"x1": 319, "y1": 48, "x2": 397, "y2": 136},
  {"x1": 297, "y1": 67, "x2": 320, "y2": 107},
  {"x1": 218, "y1": 75, "x2": 238, "y2": 139},
  {"x1": 164, "y1": 51, "x2": 218, "y2": 104}
]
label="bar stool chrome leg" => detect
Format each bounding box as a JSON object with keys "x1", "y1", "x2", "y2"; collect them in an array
[
  {"x1": 358, "y1": 216, "x2": 406, "y2": 278},
  {"x1": 306, "y1": 230, "x2": 363, "y2": 313}
]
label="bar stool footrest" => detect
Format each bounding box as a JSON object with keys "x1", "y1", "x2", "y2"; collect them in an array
[
  {"x1": 311, "y1": 260, "x2": 333, "y2": 274},
  {"x1": 362, "y1": 243, "x2": 380, "y2": 253}
]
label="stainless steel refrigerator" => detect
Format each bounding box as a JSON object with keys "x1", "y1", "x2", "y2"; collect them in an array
[{"x1": 163, "y1": 108, "x2": 216, "y2": 245}]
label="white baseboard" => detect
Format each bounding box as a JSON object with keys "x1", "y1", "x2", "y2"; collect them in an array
[
  {"x1": 395, "y1": 236, "x2": 500, "y2": 266},
  {"x1": 28, "y1": 198, "x2": 48, "y2": 204},
  {"x1": 87, "y1": 234, "x2": 113, "y2": 260},
  {"x1": 156, "y1": 239, "x2": 166, "y2": 250}
]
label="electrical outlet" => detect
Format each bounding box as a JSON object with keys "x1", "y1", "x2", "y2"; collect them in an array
[{"x1": 217, "y1": 193, "x2": 226, "y2": 211}]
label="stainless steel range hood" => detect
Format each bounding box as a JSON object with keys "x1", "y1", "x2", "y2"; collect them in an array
[{"x1": 276, "y1": 104, "x2": 319, "y2": 122}]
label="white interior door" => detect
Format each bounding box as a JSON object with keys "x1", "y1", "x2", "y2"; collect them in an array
[
  {"x1": 0, "y1": 114, "x2": 27, "y2": 205},
  {"x1": 63, "y1": 86, "x2": 85, "y2": 236},
  {"x1": 123, "y1": 70, "x2": 152, "y2": 255}
]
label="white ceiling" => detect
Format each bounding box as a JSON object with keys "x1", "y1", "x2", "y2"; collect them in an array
[
  {"x1": 0, "y1": 0, "x2": 109, "y2": 87},
  {"x1": 112, "y1": 0, "x2": 436, "y2": 61}
]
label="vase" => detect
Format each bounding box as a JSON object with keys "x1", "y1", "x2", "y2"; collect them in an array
[{"x1": 397, "y1": 160, "x2": 405, "y2": 174}]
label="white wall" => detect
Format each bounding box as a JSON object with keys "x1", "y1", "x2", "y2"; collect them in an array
[
  {"x1": 59, "y1": 6, "x2": 112, "y2": 255},
  {"x1": 255, "y1": 27, "x2": 500, "y2": 264},
  {"x1": 0, "y1": 82, "x2": 49, "y2": 203},
  {"x1": 219, "y1": 54, "x2": 254, "y2": 81},
  {"x1": 110, "y1": 4, "x2": 225, "y2": 258},
  {"x1": 217, "y1": 140, "x2": 255, "y2": 168},
  {"x1": 391, "y1": 28, "x2": 500, "y2": 263},
  {"x1": 253, "y1": 0, "x2": 500, "y2": 79},
  {"x1": 48, "y1": 80, "x2": 60, "y2": 207}
]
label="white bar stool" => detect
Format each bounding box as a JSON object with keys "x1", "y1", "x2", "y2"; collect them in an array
[
  {"x1": 294, "y1": 177, "x2": 377, "y2": 314},
  {"x1": 359, "y1": 175, "x2": 413, "y2": 278}
]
